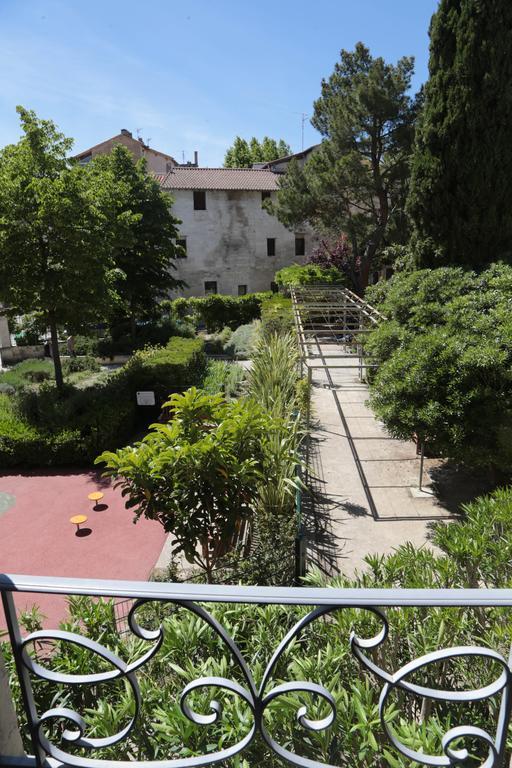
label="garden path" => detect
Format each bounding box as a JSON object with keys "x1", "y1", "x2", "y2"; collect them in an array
[{"x1": 303, "y1": 343, "x2": 455, "y2": 577}]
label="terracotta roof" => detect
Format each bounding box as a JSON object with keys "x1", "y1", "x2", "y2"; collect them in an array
[{"x1": 160, "y1": 167, "x2": 280, "y2": 191}]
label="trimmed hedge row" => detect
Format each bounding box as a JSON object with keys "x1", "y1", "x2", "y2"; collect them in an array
[
  {"x1": 0, "y1": 337, "x2": 206, "y2": 467},
  {"x1": 275, "y1": 263, "x2": 345, "y2": 288},
  {"x1": 260, "y1": 295, "x2": 294, "y2": 336},
  {"x1": 172, "y1": 292, "x2": 271, "y2": 332}
]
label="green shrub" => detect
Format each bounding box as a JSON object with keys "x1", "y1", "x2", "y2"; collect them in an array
[
  {"x1": 275, "y1": 263, "x2": 345, "y2": 288},
  {"x1": 202, "y1": 360, "x2": 246, "y2": 398},
  {"x1": 170, "y1": 292, "x2": 271, "y2": 333},
  {"x1": 62, "y1": 355, "x2": 100, "y2": 375},
  {"x1": 223, "y1": 321, "x2": 260, "y2": 359},
  {"x1": 1, "y1": 338, "x2": 207, "y2": 467},
  {"x1": 260, "y1": 295, "x2": 294, "y2": 336}
]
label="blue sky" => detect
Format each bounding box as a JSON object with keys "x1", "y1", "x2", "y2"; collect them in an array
[{"x1": 0, "y1": 0, "x2": 438, "y2": 166}]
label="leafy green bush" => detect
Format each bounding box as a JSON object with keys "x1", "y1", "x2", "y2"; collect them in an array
[
  {"x1": 170, "y1": 292, "x2": 271, "y2": 333},
  {"x1": 275, "y1": 263, "x2": 345, "y2": 288},
  {"x1": 366, "y1": 264, "x2": 512, "y2": 471},
  {"x1": 260, "y1": 294, "x2": 294, "y2": 336},
  {"x1": 0, "y1": 337, "x2": 207, "y2": 467},
  {"x1": 61, "y1": 355, "x2": 100, "y2": 375},
  {"x1": 223, "y1": 321, "x2": 260, "y2": 359}
]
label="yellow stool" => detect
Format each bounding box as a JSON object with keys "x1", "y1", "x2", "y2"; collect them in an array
[
  {"x1": 88, "y1": 491, "x2": 104, "y2": 509},
  {"x1": 70, "y1": 514, "x2": 88, "y2": 533}
]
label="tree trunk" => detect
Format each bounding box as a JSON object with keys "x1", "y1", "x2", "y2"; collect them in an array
[{"x1": 49, "y1": 313, "x2": 64, "y2": 392}]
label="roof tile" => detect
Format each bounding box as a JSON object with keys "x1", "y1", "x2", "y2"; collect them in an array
[{"x1": 161, "y1": 167, "x2": 279, "y2": 191}]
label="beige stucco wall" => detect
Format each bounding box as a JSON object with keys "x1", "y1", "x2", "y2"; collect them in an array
[{"x1": 167, "y1": 188, "x2": 318, "y2": 296}]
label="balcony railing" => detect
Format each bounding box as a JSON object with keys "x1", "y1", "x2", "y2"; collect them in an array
[{"x1": 1, "y1": 573, "x2": 512, "y2": 767}]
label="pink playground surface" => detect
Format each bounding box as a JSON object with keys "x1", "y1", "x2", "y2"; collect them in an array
[{"x1": 0, "y1": 470, "x2": 167, "y2": 629}]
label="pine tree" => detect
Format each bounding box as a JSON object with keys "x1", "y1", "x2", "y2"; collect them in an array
[{"x1": 408, "y1": 0, "x2": 512, "y2": 267}]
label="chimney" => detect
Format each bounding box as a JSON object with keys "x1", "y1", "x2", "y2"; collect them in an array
[
  {"x1": 194, "y1": 151, "x2": 198, "y2": 166},
  {"x1": 120, "y1": 129, "x2": 132, "y2": 137}
]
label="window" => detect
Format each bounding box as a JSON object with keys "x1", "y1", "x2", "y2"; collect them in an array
[
  {"x1": 193, "y1": 190, "x2": 206, "y2": 210},
  {"x1": 204, "y1": 281, "x2": 217, "y2": 295},
  {"x1": 238, "y1": 284, "x2": 247, "y2": 296},
  {"x1": 261, "y1": 191, "x2": 271, "y2": 206},
  {"x1": 176, "y1": 238, "x2": 187, "y2": 258},
  {"x1": 385, "y1": 267, "x2": 394, "y2": 280},
  {"x1": 270, "y1": 281, "x2": 278, "y2": 293},
  {"x1": 267, "y1": 238, "x2": 276, "y2": 257},
  {"x1": 295, "y1": 236, "x2": 305, "y2": 257},
  {"x1": 78, "y1": 153, "x2": 92, "y2": 165}
]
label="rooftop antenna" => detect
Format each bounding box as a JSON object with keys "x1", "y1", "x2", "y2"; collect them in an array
[
  {"x1": 301, "y1": 113, "x2": 308, "y2": 151},
  {"x1": 182, "y1": 150, "x2": 185, "y2": 163},
  {"x1": 136, "y1": 128, "x2": 142, "y2": 138}
]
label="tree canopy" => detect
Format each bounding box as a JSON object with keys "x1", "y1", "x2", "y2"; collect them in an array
[
  {"x1": 365, "y1": 264, "x2": 512, "y2": 471},
  {"x1": 273, "y1": 43, "x2": 418, "y2": 292},
  {"x1": 90, "y1": 145, "x2": 183, "y2": 336},
  {"x1": 223, "y1": 136, "x2": 291, "y2": 168},
  {"x1": 408, "y1": 0, "x2": 512, "y2": 268},
  {"x1": 0, "y1": 107, "x2": 118, "y2": 389}
]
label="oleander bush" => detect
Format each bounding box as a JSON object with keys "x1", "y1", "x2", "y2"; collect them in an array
[{"x1": 5, "y1": 487, "x2": 512, "y2": 766}]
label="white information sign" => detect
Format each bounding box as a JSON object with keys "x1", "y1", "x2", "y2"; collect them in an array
[{"x1": 136, "y1": 391, "x2": 156, "y2": 406}]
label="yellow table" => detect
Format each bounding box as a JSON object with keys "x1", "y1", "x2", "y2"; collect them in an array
[
  {"x1": 88, "y1": 491, "x2": 104, "y2": 509},
  {"x1": 70, "y1": 514, "x2": 88, "y2": 533}
]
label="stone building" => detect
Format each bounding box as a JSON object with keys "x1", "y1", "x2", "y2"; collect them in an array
[
  {"x1": 73, "y1": 129, "x2": 180, "y2": 175},
  {"x1": 160, "y1": 166, "x2": 317, "y2": 296}
]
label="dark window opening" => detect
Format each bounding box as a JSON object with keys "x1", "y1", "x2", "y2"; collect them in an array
[
  {"x1": 295, "y1": 236, "x2": 305, "y2": 257},
  {"x1": 267, "y1": 238, "x2": 276, "y2": 257},
  {"x1": 385, "y1": 267, "x2": 394, "y2": 280},
  {"x1": 270, "y1": 281, "x2": 278, "y2": 293},
  {"x1": 261, "y1": 191, "x2": 271, "y2": 206},
  {"x1": 204, "y1": 281, "x2": 217, "y2": 295},
  {"x1": 176, "y1": 238, "x2": 187, "y2": 258},
  {"x1": 238, "y1": 284, "x2": 247, "y2": 296},
  {"x1": 193, "y1": 190, "x2": 206, "y2": 210}
]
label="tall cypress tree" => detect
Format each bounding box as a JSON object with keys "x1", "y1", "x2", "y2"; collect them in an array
[{"x1": 408, "y1": 0, "x2": 512, "y2": 267}]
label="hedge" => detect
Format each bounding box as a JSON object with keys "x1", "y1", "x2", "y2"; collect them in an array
[
  {"x1": 275, "y1": 263, "x2": 345, "y2": 288},
  {"x1": 0, "y1": 337, "x2": 206, "y2": 467},
  {"x1": 172, "y1": 292, "x2": 271, "y2": 332},
  {"x1": 260, "y1": 295, "x2": 294, "y2": 336}
]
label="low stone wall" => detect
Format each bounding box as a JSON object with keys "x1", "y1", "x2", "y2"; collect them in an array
[{"x1": 0, "y1": 344, "x2": 45, "y2": 366}]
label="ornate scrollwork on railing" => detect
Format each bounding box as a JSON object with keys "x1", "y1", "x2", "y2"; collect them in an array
[{"x1": 2, "y1": 580, "x2": 511, "y2": 768}]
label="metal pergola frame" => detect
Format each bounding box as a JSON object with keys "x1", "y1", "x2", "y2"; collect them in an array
[{"x1": 291, "y1": 284, "x2": 384, "y2": 376}]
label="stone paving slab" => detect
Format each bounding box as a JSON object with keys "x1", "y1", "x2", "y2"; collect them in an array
[{"x1": 304, "y1": 343, "x2": 455, "y2": 577}]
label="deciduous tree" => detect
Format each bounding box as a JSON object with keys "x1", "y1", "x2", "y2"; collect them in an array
[
  {"x1": 90, "y1": 145, "x2": 183, "y2": 339},
  {"x1": 224, "y1": 136, "x2": 291, "y2": 168},
  {"x1": 0, "y1": 107, "x2": 118, "y2": 390}
]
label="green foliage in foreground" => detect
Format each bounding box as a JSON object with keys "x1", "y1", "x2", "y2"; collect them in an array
[
  {"x1": 365, "y1": 264, "x2": 512, "y2": 471},
  {"x1": 275, "y1": 263, "x2": 344, "y2": 288},
  {"x1": 5, "y1": 487, "x2": 512, "y2": 766}
]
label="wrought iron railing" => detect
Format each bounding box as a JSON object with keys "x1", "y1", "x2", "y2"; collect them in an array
[{"x1": 1, "y1": 573, "x2": 512, "y2": 767}]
